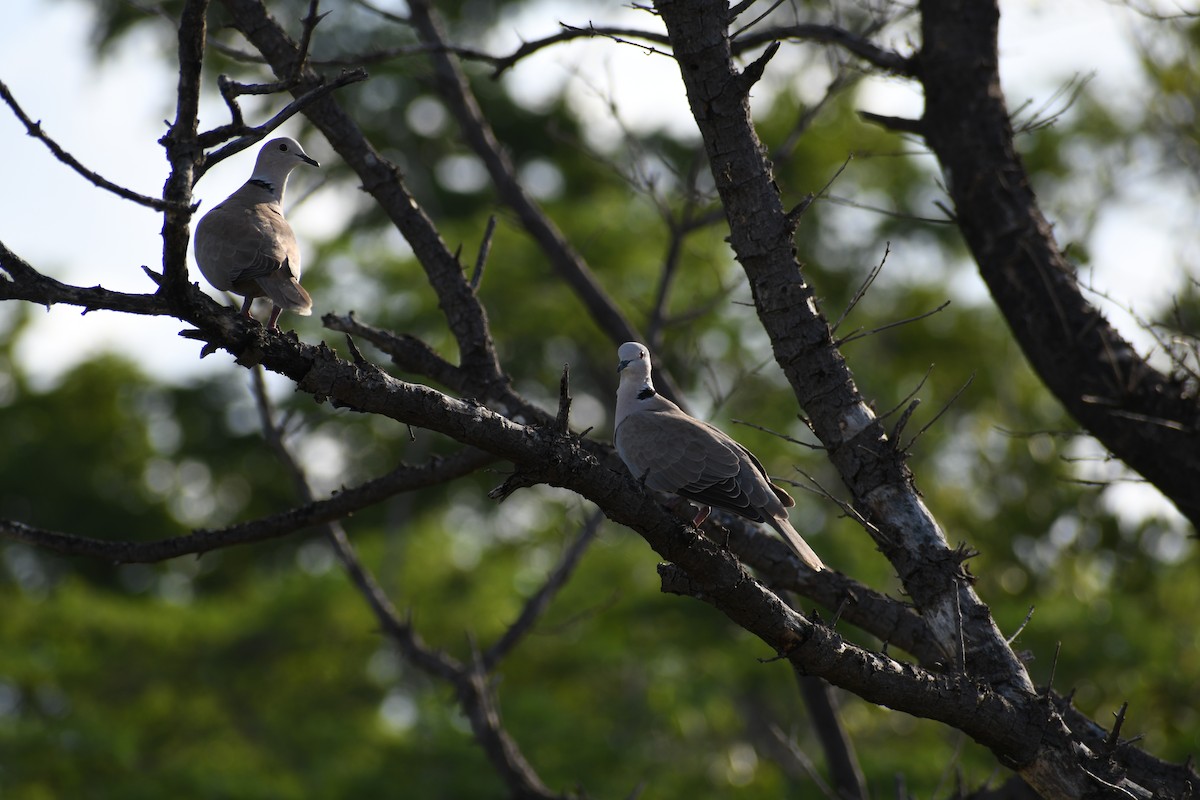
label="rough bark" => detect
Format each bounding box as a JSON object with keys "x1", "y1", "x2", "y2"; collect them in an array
[{"x1": 916, "y1": 0, "x2": 1200, "y2": 529}]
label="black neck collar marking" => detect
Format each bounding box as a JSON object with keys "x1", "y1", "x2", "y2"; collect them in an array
[
  {"x1": 637, "y1": 387, "x2": 657, "y2": 400},
  {"x1": 249, "y1": 178, "x2": 274, "y2": 192}
]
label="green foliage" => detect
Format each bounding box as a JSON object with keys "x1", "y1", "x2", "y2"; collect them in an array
[{"x1": 5, "y1": 1, "x2": 1199, "y2": 797}]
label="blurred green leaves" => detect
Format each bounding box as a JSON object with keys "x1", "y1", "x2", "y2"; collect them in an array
[{"x1": 5, "y1": 0, "x2": 1198, "y2": 795}]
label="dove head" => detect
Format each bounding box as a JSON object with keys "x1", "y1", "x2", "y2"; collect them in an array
[
  {"x1": 250, "y1": 137, "x2": 319, "y2": 198},
  {"x1": 617, "y1": 342, "x2": 651, "y2": 375},
  {"x1": 615, "y1": 342, "x2": 659, "y2": 411}
]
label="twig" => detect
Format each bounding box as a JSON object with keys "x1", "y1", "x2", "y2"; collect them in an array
[
  {"x1": 470, "y1": 215, "x2": 497, "y2": 291},
  {"x1": 294, "y1": 0, "x2": 331, "y2": 79},
  {"x1": 878, "y1": 364, "x2": 933, "y2": 423},
  {"x1": 1006, "y1": 606, "x2": 1035, "y2": 645},
  {"x1": 787, "y1": 467, "x2": 883, "y2": 541},
  {"x1": 733, "y1": 23, "x2": 915, "y2": 76},
  {"x1": 1043, "y1": 642, "x2": 1061, "y2": 700},
  {"x1": 196, "y1": 68, "x2": 369, "y2": 179},
  {"x1": 1103, "y1": 702, "x2": 1130, "y2": 755},
  {"x1": 837, "y1": 300, "x2": 952, "y2": 346},
  {"x1": 730, "y1": 0, "x2": 788, "y2": 40},
  {"x1": 832, "y1": 241, "x2": 890, "y2": 334},
  {"x1": 786, "y1": 154, "x2": 853, "y2": 229},
  {"x1": 731, "y1": 419, "x2": 824, "y2": 450},
  {"x1": 888, "y1": 399, "x2": 920, "y2": 447},
  {"x1": 900, "y1": 373, "x2": 975, "y2": 453}
]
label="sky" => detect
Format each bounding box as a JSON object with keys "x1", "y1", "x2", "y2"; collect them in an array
[{"x1": 0, "y1": 0, "x2": 1194, "y2": 526}]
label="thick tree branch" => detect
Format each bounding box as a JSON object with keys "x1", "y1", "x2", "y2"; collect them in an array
[
  {"x1": 916, "y1": 0, "x2": 1200, "y2": 529},
  {"x1": 158, "y1": 0, "x2": 207, "y2": 305},
  {"x1": 651, "y1": 0, "x2": 1027, "y2": 690},
  {"x1": 646, "y1": 1, "x2": 1168, "y2": 795}
]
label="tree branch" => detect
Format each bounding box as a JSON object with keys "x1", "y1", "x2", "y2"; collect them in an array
[
  {"x1": 0, "y1": 79, "x2": 185, "y2": 213},
  {"x1": 483, "y1": 511, "x2": 602, "y2": 670},
  {"x1": 733, "y1": 24, "x2": 916, "y2": 76},
  {"x1": 0, "y1": 446, "x2": 494, "y2": 562},
  {"x1": 157, "y1": 0, "x2": 208, "y2": 304},
  {"x1": 917, "y1": 0, "x2": 1200, "y2": 529},
  {"x1": 402, "y1": 0, "x2": 689, "y2": 407},
  {"x1": 249, "y1": 366, "x2": 566, "y2": 799},
  {"x1": 5, "y1": 231, "x2": 1186, "y2": 793},
  {"x1": 651, "y1": 0, "x2": 1029, "y2": 691},
  {"x1": 195, "y1": 67, "x2": 369, "y2": 178}
]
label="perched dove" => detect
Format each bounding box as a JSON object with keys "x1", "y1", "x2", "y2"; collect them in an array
[
  {"x1": 614, "y1": 342, "x2": 825, "y2": 572},
  {"x1": 194, "y1": 137, "x2": 320, "y2": 329}
]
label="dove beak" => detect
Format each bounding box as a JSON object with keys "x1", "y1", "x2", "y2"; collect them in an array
[
  {"x1": 616, "y1": 359, "x2": 630, "y2": 373},
  {"x1": 300, "y1": 153, "x2": 320, "y2": 168}
]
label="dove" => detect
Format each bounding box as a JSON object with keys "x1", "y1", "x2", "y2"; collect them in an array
[
  {"x1": 614, "y1": 342, "x2": 825, "y2": 572},
  {"x1": 194, "y1": 137, "x2": 320, "y2": 329}
]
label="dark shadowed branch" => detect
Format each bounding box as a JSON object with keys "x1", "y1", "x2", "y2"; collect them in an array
[{"x1": 916, "y1": 0, "x2": 1200, "y2": 529}]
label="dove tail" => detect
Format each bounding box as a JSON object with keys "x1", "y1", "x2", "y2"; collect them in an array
[
  {"x1": 767, "y1": 515, "x2": 825, "y2": 572},
  {"x1": 258, "y1": 275, "x2": 313, "y2": 315}
]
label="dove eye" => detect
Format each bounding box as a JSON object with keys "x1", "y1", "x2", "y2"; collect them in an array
[{"x1": 278, "y1": 143, "x2": 289, "y2": 152}]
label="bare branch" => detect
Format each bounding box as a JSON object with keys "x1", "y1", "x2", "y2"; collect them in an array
[
  {"x1": 832, "y1": 241, "x2": 889, "y2": 335},
  {"x1": 0, "y1": 446, "x2": 494, "y2": 563},
  {"x1": 402, "y1": 0, "x2": 689, "y2": 407},
  {"x1": 250, "y1": 368, "x2": 567, "y2": 799},
  {"x1": 900, "y1": 374, "x2": 976, "y2": 454},
  {"x1": 0, "y1": 240, "x2": 171, "y2": 316},
  {"x1": 836, "y1": 299, "x2": 952, "y2": 346},
  {"x1": 483, "y1": 511, "x2": 603, "y2": 670},
  {"x1": 733, "y1": 24, "x2": 915, "y2": 76},
  {"x1": 0, "y1": 79, "x2": 185, "y2": 213},
  {"x1": 196, "y1": 68, "x2": 369, "y2": 178}
]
